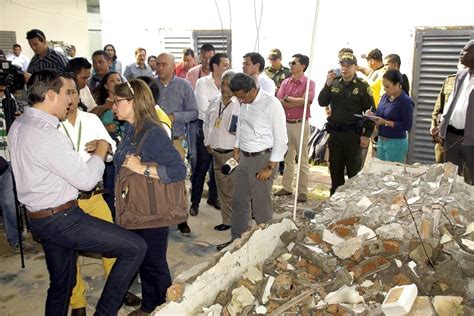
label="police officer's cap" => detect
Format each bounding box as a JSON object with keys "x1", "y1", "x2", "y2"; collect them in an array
[
  {"x1": 268, "y1": 48, "x2": 282, "y2": 60},
  {"x1": 339, "y1": 53, "x2": 357, "y2": 65}
]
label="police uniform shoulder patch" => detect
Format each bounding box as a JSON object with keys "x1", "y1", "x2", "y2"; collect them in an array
[
  {"x1": 331, "y1": 87, "x2": 340, "y2": 93},
  {"x1": 353, "y1": 88, "x2": 359, "y2": 95}
]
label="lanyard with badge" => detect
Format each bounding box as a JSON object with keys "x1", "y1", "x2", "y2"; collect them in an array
[
  {"x1": 214, "y1": 100, "x2": 232, "y2": 128},
  {"x1": 60, "y1": 121, "x2": 82, "y2": 152}
]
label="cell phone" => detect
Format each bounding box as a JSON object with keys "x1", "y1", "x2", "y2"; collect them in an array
[
  {"x1": 354, "y1": 114, "x2": 377, "y2": 121},
  {"x1": 331, "y1": 68, "x2": 341, "y2": 77}
]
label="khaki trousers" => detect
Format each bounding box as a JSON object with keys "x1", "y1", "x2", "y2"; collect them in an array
[{"x1": 281, "y1": 121, "x2": 309, "y2": 194}]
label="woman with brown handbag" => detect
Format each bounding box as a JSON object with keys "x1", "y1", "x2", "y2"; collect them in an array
[{"x1": 112, "y1": 79, "x2": 187, "y2": 315}]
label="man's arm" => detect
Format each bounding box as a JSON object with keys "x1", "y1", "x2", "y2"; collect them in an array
[
  {"x1": 173, "y1": 82, "x2": 199, "y2": 124},
  {"x1": 195, "y1": 78, "x2": 209, "y2": 119}
]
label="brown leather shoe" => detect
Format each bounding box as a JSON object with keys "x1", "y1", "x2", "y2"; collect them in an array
[
  {"x1": 274, "y1": 188, "x2": 292, "y2": 196},
  {"x1": 123, "y1": 291, "x2": 142, "y2": 306},
  {"x1": 71, "y1": 307, "x2": 86, "y2": 316}
]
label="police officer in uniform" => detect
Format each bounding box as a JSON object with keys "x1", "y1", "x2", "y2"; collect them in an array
[
  {"x1": 264, "y1": 49, "x2": 291, "y2": 95},
  {"x1": 318, "y1": 53, "x2": 375, "y2": 195},
  {"x1": 430, "y1": 74, "x2": 456, "y2": 163}
]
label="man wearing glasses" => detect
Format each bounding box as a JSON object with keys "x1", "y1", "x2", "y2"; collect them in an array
[
  {"x1": 26, "y1": 29, "x2": 69, "y2": 76},
  {"x1": 275, "y1": 54, "x2": 315, "y2": 203}
]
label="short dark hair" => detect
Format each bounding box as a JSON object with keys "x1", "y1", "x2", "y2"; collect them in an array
[
  {"x1": 183, "y1": 48, "x2": 195, "y2": 58},
  {"x1": 147, "y1": 55, "x2": 156, "y2": 63},
  {"x1": 137, "y1": 76, "x2": 160, "y2": 104},
  {"x1": 292, "y1": 54, "x2": 310, "y2": 72},
  {"x1": 92, "y1": 50, "x2": 110, "y2": 61},
  {"x1": 200, "y1": 44, "x2": 215, "y2": 54},
  {"x1": 103, "y1": 44, "x2": 117, "y2": 61},
  {"x1": 26, "y1": 29, "x2": 46, "y2": 42},
  {"x1": 62, "y1": 72, "x2": 80, "y2": 93},
  {"x1": 13, "y1": 44, "x2": 21, "y2": 50},
  {"x1": 66, "y1": 57, "x2": 92, "y2": 74},
  {"x1": 243, "y1": 52, "x2": 265, "y2": 72},
  {"x1": 382, "y1": 69, "x2": 404, "y2": 86},
  {"x1": 27, "y1": 70, "x2": 64, "y2": 105},
  {"x1": 209, "y1": 53, "x2": 228, "y2": 72},
  {"x1": 229, "y1": 73, "x2": 257, "y2": 93},
  {"x1": 385, "y1": 54, "x2": 402, "y2": 68}
]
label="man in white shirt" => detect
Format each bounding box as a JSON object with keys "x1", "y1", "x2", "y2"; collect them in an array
[
  {"x1": 58, "y1": 76, "x2": 140, "y2": 314},
  {"x1": 190, "y1": 53, "x2": 230, "y2": 216},
  {"x1": 242, "y1": 52, "x2": 276, "y2": 94},
  {"x1": 203, "y1": 70, "x2": 240, "y2": 231},
  {"x1": 217, "y1": 73, "x2": 287, "y2": 251},
  {"x1": 7, "y1": 44, "x2": 29, "y2": 72}
]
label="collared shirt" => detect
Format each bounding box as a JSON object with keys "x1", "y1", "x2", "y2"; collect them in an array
[
  {"x1": 7, "y1": 53, "x2": 30, "y2": 72},
  {"x1": 8, "y1": 107, "x2": 105, "y2": 211},
  {"x1": 175, "y1": 62, "x2": 195, "y2": 79},
  {"x1": 156, "y1": 76, "x2": 198, "y2": 137},
  {"x1": 27, "y1": 48, "x2": 69, "y2": 74},
  {"x1": 277, "y1": 75, "x2": 315, "y2": 120},
  {"x1": 123, "y1": 63, "x2": 153, "y2": 80},
  {"x1": 58, "y1": 110, "x2": 116, "y2": 162},
  {"x1": 195, "y1": 74, "x2": 220, "y2": 121},
  {"x1": 258, "y1": 73, "x2": 276, "y2": 95},
  {"x1": 448, "y1": 73, "x2": 474, "y2": 129},
  {"x1": 264, "y1": 65, "x2": 291, "y2": 90},
  {"x1": 80, "y1": 85, "x2": 98, "y2": 111},
  {"x1": 204, "y1": 96, "x2": 240, "y2": 149},
  {"x1": 186, "y1": 64, "x2": 209, "y2": 90},
  {"x1": 235, "y1": 89, "x2": 288, "y2": 162},
  {"x1": 111, "y1": 60, "x2": 123, "y2": 75}
]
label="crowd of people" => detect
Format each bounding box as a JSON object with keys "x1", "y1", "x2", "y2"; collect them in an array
[{"x1": 0, "y1": 27, "x2": 473, "y2": 315}]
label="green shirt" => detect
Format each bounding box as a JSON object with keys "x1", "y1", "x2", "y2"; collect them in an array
[
  {"x1": 432, "y1": 74, "x2": 456, "y2": 127},
  {"x1": 264, "y1": 65, "x2": 291, "y2": 89},
  {"x1": 318, "y1": 75, "x2": 375, "y2": 137}
]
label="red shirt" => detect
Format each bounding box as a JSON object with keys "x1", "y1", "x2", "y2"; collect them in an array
[
  {"x1": 175, "y1": 62, "x2": 194, "y2": 79},
  {"x1": 277, "y1": 75, "x2": 315, "y2": 120}
]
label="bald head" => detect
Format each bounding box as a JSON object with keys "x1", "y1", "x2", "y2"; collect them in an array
[{"x1": 156, "y1": 53, "x2": 176, "y2": 83}]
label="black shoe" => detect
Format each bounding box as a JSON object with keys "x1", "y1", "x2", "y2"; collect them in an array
[
  {"x1": 207, "y1": 199, "x2": 221, "y2": 210},
  {"x1": 178, "y1": 222, "x2": 191, "y2": 234},
  {"x1": 71, "y1": 307, "x2": 86, "y2": 316},
  {"x1": 214, "y1": 224, "x2": 231, "y2": 231},
  {"x1": 123, "y1": 291, "x2": 142, "y2": 307},
  {"x1": 216, "y1": 239, "x2": 234, "y2": 251},
  {"x1": 189, "y1": 203, "x2": 199, "y2": 216}
]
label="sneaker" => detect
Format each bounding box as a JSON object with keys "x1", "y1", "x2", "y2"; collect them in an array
[
  {"x1": 177, "y1": 222, "x2": 191, "y2": 235},
  {"x1": 274, "y1": 188, "x2": 292, "y2": 196},
  {"x1": 189, "y1": 203, "x2": 199, "y2": 216},
  {"x1": 297, "y1": 193, "x2": 308, "y2": 203},
  {"x1": 11, "y1": 241, "x2": 35, "y2": 252}
]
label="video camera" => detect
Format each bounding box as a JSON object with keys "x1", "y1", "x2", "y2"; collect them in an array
[{"x1": 0, "y1": 60, "x2": 25, "y2": 93}]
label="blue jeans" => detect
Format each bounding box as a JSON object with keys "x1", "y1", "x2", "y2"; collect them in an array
[
  {"x1": 29, "y1": 206, "x2": 147, "y2": 316},
  {"x1": 377, "y1": 136, "x2": 408, "y2": 163},
  {"x1": 132, "y1": 227, "x2": 172, "y2": 313},
  {"x1": 0, "y1": 164, "x2": 19, "y2": 246},
  {"x1": 190, "y1": 120, "x2": 217, "y2": 204}
]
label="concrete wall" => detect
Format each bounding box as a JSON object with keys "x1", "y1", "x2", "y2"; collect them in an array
[
  {"x1": 99, "y1": 0, "x2": 474, "y2": 128},
  {"x1": 0, "y1": 0, "x2": 89, "y2": 59}
]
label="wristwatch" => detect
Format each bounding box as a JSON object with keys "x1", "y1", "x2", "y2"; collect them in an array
[
  {"x1": 144, "y1": 167, "x2": 151, "y2": 177},
  {"x1": 284, "y1": 95, "x2": 289, "y2": 102}
]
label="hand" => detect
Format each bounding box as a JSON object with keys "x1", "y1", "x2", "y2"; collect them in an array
[
  {"x1": 360, "y1": 136, "x2": 370, "y2": 148},
  {"x1": 92, "y1": 139, "x2": 110, "y2": 160},
  {"x1": 372, "y1": 116, "x2": 386, "y2": 126},
  {"x1": 233, "y1": 148, "x2": 240, "y2": 162},
  {"x1": 168, "y1": 113, "x2": 175, "y2": 123},
  {"x1": 122, "y1": 155, "x2": 143, "y2": 174},
  {"x1": 365, "y1": 110, "x2": 374, "y2": 116},
  {"x1": 256, "y1": 166, "x2": 273, "y2": 181},
  {"x1": 325, "y1": 107, "x2": 331, "y2": 117},
  {"x1": 326, "y1": 70, "x2": 337, "y2": 87},
  {"x1": 430, "y1": 126, "x2": 439, "y2": 136},
  {"x1": 86, "y1": 139, "x2": 110, "y2": 153}
]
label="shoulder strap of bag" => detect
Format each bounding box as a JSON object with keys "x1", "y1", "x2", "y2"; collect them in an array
[{"x1": 134, "y1": 128, "x2": 152, "y2": 156}]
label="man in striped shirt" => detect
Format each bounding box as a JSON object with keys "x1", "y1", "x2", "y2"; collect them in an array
[{"x1": 26, "y1": 29, "x2": 69, "y2": 75}]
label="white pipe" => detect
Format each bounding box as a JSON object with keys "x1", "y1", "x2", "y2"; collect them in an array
[{"x1": 292, "y1": 0, "x2": 321, "y2": 221}]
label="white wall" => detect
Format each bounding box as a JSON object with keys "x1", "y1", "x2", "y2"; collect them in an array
[
  {"x1": 0, "y1": 0, "x2": 90, "y2": 59},
  {"x1": 99, "y1": 0, "x2": 474, "y2": 128}
]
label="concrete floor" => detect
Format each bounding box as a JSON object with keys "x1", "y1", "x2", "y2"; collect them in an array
[{"x1": 0, "y1": 166, "x2": 331, "y2": 315}]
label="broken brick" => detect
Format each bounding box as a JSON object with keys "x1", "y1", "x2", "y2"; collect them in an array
[
  {"x1": 332, "y1": 225, "x2": 355, "y2": 238},
  {"x1": 352, "y1": 256, "x2": 390, "y2": 280}
]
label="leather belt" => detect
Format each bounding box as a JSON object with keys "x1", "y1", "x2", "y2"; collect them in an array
[
  {"x1": 447, "y1": 125, "x2": 464, "y2": 136},
  {"x1": 27, "y1": 200, "x2": 77, "y2": 219},
  {"x1": 213, "y1": 148, "x2": 233, "y2": 154},
  {"x1": 172, "y1": 135, "x2": 185, "y2": 140},
  {"x1": 241, "y1": 148, "x2": 271, "y2": 157},
  {"x1": 78, "y1": 189, "x2": 105, "y2": 200},
  {"x1": 286, "y1": 119, "x2": 304, "y2": 124}
]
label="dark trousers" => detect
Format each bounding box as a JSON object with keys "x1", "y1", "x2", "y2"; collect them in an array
[
  {"x1": 28, "y1": 206, "x2": 147, "y2": 316},
  {"x1": 132, "y1": 227, "x2": 172, "y2": 313},
  {"x1": 328, "y1": 130, "x2": 362, "y2": 195},
  {"x1": 191, "y1": 120, "x2": 217, "y2": 204},
  {"x1": 103, "y1": 161, "x2": 116, "y2": 219},
  {"x1": 444, "y1": 130, "x2": 474, "y2": 184}
]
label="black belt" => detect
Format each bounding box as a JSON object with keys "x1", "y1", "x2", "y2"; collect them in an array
[
  {"x1": 78, "y1": 189, "x2": 104, "y2": 200},
  {"x1": 447, "y1": 125, "x2": 464, "y2": 136},
  {"x1": 241, "y1": 148, "x2": 271, "y2": 157},
  {"x1": 286, "y1": 119, "x2": 304, "y2": 124},
  {"x1": 213, "y1": 148, "x2": 233, "y2": 154}
]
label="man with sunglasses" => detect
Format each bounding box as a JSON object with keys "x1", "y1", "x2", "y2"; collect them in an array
[
  {"x1": 26, "y1": 29, "x2": 69, "y2": 76},
  {"x1": 275, "y1": 54, "x2": 315, "y2": 203}
]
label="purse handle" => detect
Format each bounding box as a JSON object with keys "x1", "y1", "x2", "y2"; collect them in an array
[{"x1": 134, "y1": 128, "x2": 152, "y2": 156}]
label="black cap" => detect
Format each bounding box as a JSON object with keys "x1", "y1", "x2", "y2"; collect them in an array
[{"x1": 362, "y1": 48, "x2": 383, "y2": 61}]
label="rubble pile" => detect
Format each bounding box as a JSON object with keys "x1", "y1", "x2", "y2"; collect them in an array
[{"x1": 198, "y1": 162, "x2": 474, "y2": 315}]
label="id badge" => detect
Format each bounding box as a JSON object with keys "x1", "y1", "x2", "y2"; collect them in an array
[{"x1": 214, "y1": 117, "x2": 222, "y2": 128}]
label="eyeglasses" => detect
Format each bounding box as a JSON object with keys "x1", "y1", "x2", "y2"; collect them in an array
[
  {"x1": 126, "y1": 81, "x2": 135, "y2": 96},
  {"x1": 289, "y1": 61, "x2": 299, "y2": 66},
  {"x1": 108, "y1": 98, "x2": 130, "y2": 105}
]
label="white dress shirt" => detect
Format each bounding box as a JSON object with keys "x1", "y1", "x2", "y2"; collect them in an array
[
  {"x1": 80, "y1": 85, "x2": 98, "y2": 111},
  {"x1": 258, "y1": 72, "x2": 276, "y2": 95},
  {"x1": 58, "y1": 110, "x2": 116, "y2": 162},
  {"x1": 203, "y1": 96, "x2": 240, "y2": 149},
  {"x1": 7, "y1": 53, "x2": 29, "y2": 72},
  {"x1": 449, "y1": 74, "x2": 474, "y2": 129},
  {"x1": 235, "y1": 89, "x2": 288, "y2": 162},
  {"x1": 195, "y1": 74, "x2": 220, "y2": 120}
]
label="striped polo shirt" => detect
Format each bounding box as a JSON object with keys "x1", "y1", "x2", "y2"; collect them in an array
[{"x1": 27, "y1": 48, "x2": 69, "y2": 74}]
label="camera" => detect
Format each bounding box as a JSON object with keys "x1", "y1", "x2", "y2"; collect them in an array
[{"x1": 0, "y1": 61, "x2": 25, "y2": 93}]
